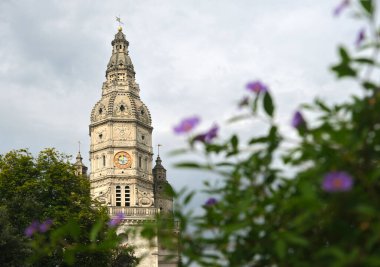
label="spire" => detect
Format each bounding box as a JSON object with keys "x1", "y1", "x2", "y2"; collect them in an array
[
  {"x1": 74, "y1": 142, "x2": 88, "y2": 176},
  {"x1": 106, "y1": 26, "x2": 134, "y2": 77},
  {"x1": 153, "y1": 145, "x2": 166, "y2": 180}
]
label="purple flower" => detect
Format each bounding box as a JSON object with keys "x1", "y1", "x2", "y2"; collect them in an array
[
  {"x1": 246, "y1": 81, "x2": 268, "y2": 94},
  {"x1": 322, "y1": 171, "x2": 353, "y2": 192},
  {"x1": 333, "y1": 0, "x2": 350, "y2": 16},
  {"x1": 25, "y1": 221, "x2": 39, "y2": 237},
  {"x1": 355, "y1": 28, "x2": 365, "y2": 48},
  {"x1": 238, "y1": 96, "x2": 250, "y2": 108},
  {"x1": 174, "y1": 116, "x2": 200, "y2": 134},
  {"x1": 291, "y1": 111, "x2": 306, "y2": 128},
  {"x1": 39, "y1": 219, "x2": 53, "y2": 233},
  {"x1": 108, "y1": 212, "x2": 124, "y2": 228},
  {"x1": 194, "y1": 125, "x2": 219, "y2": 143},
  {"x1": 204, "y1": 197, "x2": 217, "y2": 207}
]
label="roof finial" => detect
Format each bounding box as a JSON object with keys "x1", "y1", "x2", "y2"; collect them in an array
[
  {"x1": 157, "y1": 144, "x2": 162, "y2": 156},
  {"x1": 78, "y1": 141, "x2": 81, "y2": 153},
  {"x1": 116, "y1": 16, "x2": 124, "y2": 31}
]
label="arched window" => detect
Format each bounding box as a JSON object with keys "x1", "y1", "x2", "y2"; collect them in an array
[
  {"x1": 125, "y1": 186, "x2": 130, "y2": 207},
  {"x1": 102, "y1": 155, "x2": 106, "y2": 167},
  {"x1": 116, "y1": 186, "x2": 121, "y2": 206},
  {"x1": 138, "y1": 156, "x2": 142, "y2": 168}
]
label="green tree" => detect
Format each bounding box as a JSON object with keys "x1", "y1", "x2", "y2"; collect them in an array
[
  {"x1": 0, "y1": 206, "x2": 30, "y2": 267},
  {"x1": 0, "y1": 148, "x2": 121, "y2": 266}
]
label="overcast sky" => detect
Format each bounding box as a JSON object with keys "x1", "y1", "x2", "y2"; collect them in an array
[{"x1": 0, "y1": 0, "x2": 362, "y2": 205}]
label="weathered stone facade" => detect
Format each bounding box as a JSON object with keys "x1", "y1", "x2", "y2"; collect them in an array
[{"x1": 89, "y1": 26, "x2": 178, "y2": 267}]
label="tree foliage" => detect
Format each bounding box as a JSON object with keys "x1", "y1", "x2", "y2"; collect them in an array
[{"x1": 0, "y1": 148, "x2": 136, "y2": 266}]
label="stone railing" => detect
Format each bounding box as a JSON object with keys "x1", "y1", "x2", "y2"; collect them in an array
[{"x1": 108, "y1": 206, "x2": 159, "y2": 217}]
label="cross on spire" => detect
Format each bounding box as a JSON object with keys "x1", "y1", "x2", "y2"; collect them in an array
[
  {"x1": 157, "y1": 144, "x2": 162, "y2": 156},
  {"x1": 116, "y1": 16, "x2": 124, "y2": 26},
  {"x1": 78, "y1": 141, "x2": 81, "y2": 153}
]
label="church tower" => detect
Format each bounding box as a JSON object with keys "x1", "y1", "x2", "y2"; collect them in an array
[
  {"x1": 90, "y1": 26, "x2": 155, "y2": 209},
  {"x1": 89, "y1": 26, "x2": 178, "y2": 267}
]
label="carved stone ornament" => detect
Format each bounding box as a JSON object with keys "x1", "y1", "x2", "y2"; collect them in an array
[
  {"x1": 113, "y1": 151, "x2": 132, "y2": 169},
  {"x1": 139, "y1": 197, "x2": 152, "y2": 207},
  {"x1": 96, "y1": 104, "x2": 107, "y2": 121},
  {"x1": 114, "y1": 101, "x2": 131, "y2": 117},
  {"x1": 94, "y1": 186, "x2": 111, "y2": 205},
  {"x1": 137, "y1": 188, "x2": 154, "y2": 207},
  {"x1": 115, "y1": 125, "x2": 132, "y2": 140}
]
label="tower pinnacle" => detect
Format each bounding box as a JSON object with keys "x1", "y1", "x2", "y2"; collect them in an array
[{"x1": 74, "y1": 142, "x2": 88, "y2": 176}]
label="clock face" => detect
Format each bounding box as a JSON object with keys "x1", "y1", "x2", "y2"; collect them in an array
[{"x1": 114, "y1": 151, "x2": 132, "y2": 169}]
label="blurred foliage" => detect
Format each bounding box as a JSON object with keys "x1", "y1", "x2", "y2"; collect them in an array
[
  {"x1": 144, "y1": 1, "x2": 380, "y2": 266},
  {"x1": 0, "y1": 148, "x2": 137, "y2": 266}
]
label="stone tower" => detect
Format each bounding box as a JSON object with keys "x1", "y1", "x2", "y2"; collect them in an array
[
  {"x1": 153, "y1": 155, "x2": 174, "y2": 214},
  {"x1": 74, "y1": 151, "x2": 88, "y2": 176},
  {"x1": 89, "y1": 26, "x2": 178, "y2": 267}
]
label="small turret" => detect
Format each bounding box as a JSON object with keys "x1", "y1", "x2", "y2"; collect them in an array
[
  {"x1": 153, "y1": 154, "x2": 173, "y2": 214},
  {"x1": 74, "y1": 151, "x2": 88, "y2": 176}
]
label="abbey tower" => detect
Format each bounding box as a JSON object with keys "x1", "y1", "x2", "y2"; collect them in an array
[{"x1": 89, "y1": 26, "x2": 177, "y2": 266}]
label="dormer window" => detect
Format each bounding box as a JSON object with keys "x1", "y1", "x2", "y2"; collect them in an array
[
  {"x1": 140, "y1": 110, "x2": 144, "y2": 115},
  {"x1": 99, "y1": 133, "x2": 103, "y2": 139},
  {"x1": 99, "y1": 108, "x2": 103, "y2": 114},
  {"x1": 120, "y1": 105, "x2": 125, "y2": 112}
]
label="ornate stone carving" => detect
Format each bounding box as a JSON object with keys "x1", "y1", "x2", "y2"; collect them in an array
[
  {"x1": 137, "y1": 187, "x2": 154, "y2": 207},
  {"x1": 114, "y1": 100, "x2": 132, "y2": 117},
  {"x1": 114, "y1": 124, "x2": 133, "y2": 141},
  {"x1": 95, "y1": 103, "x2": 107, "y2": 121},
  {"x1": 94, "y1": 186, "x2": 111, "y2": 205}
]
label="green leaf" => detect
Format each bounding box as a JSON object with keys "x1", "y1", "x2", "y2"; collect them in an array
[
  {"x1": 354, "y1": 57, "x2": 375, "y2": 65},
  {"x1": 90, "y1": 219, "x2": 104, "y2": 242},
  {"x1": 263, "y1": 92, "x2": 274, "y2": 117},
  {"x1": 360, "y1": 0, "x2": 374, "y2": 15},
  {"x1": 227, "y1": 114, "x2": 251, "y2": 123},
  {"x1": 362, "y1": 81, "x2": 379, "y2": 90},
  {"x1": 331, "y1": 63, "x2": 357, "y2": 78},
  {"x1": 339, "y1": 47, "x2": 350, "y2": 63},
  {"x1": 283, "y1": 232, "x2": 309, "y2": 246},
  {"x1": 183, "y1": 191, "x2": 195, "y2": 205},
  {"x1": 275, "y1": 239, "x2": 286, "y2": 259},
  {"x1": 249, "y1": 136, "x2": 268, "y2": 145},
  {"x1": 174, "y1": 162, "x2": 210, "y2": 169},
  {"x1": 230, "y1": 135, "x2": 239, "y2": 152},
  {"x1": 315, "y1": 99, "x2": 331, "y2": 112}
]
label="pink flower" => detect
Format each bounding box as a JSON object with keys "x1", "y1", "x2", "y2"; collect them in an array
[
  {"x1": 39, "y1": 219, "x2": 53, "y2": 233},
  {"x1": 173, "y1": 116, "x2": 200, "y2": 134},
  {"x1": 204, "y1": 197, "x2": 217, "y2": 207},
  {"x1": 291, "y1": 111, "x2": 306, "y2": 129},
  {"x1": 108, "y1": 213, "x2": 124, "y2": 228},
  {"x1": 24, "y1": 219, "x2": 54, "y2": 237},
  {"x1": 246, "y1": 81, "x2": 268, "y2": 94},
  {"x1": 333, "y1": 0, "x2": 350, "y2": 16},
  {"x1": 25, "y1": 221, "x2": 39, "y2": 237},
  {"x1": 194, "y1": 125, "x2": 219, "y2": 143},
  {"x1": 355, "y1": 28, "x2": 365, "y2": 48},
  {"x1": 322, "y1": 171, "x2": 353, "y2": 192}
]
